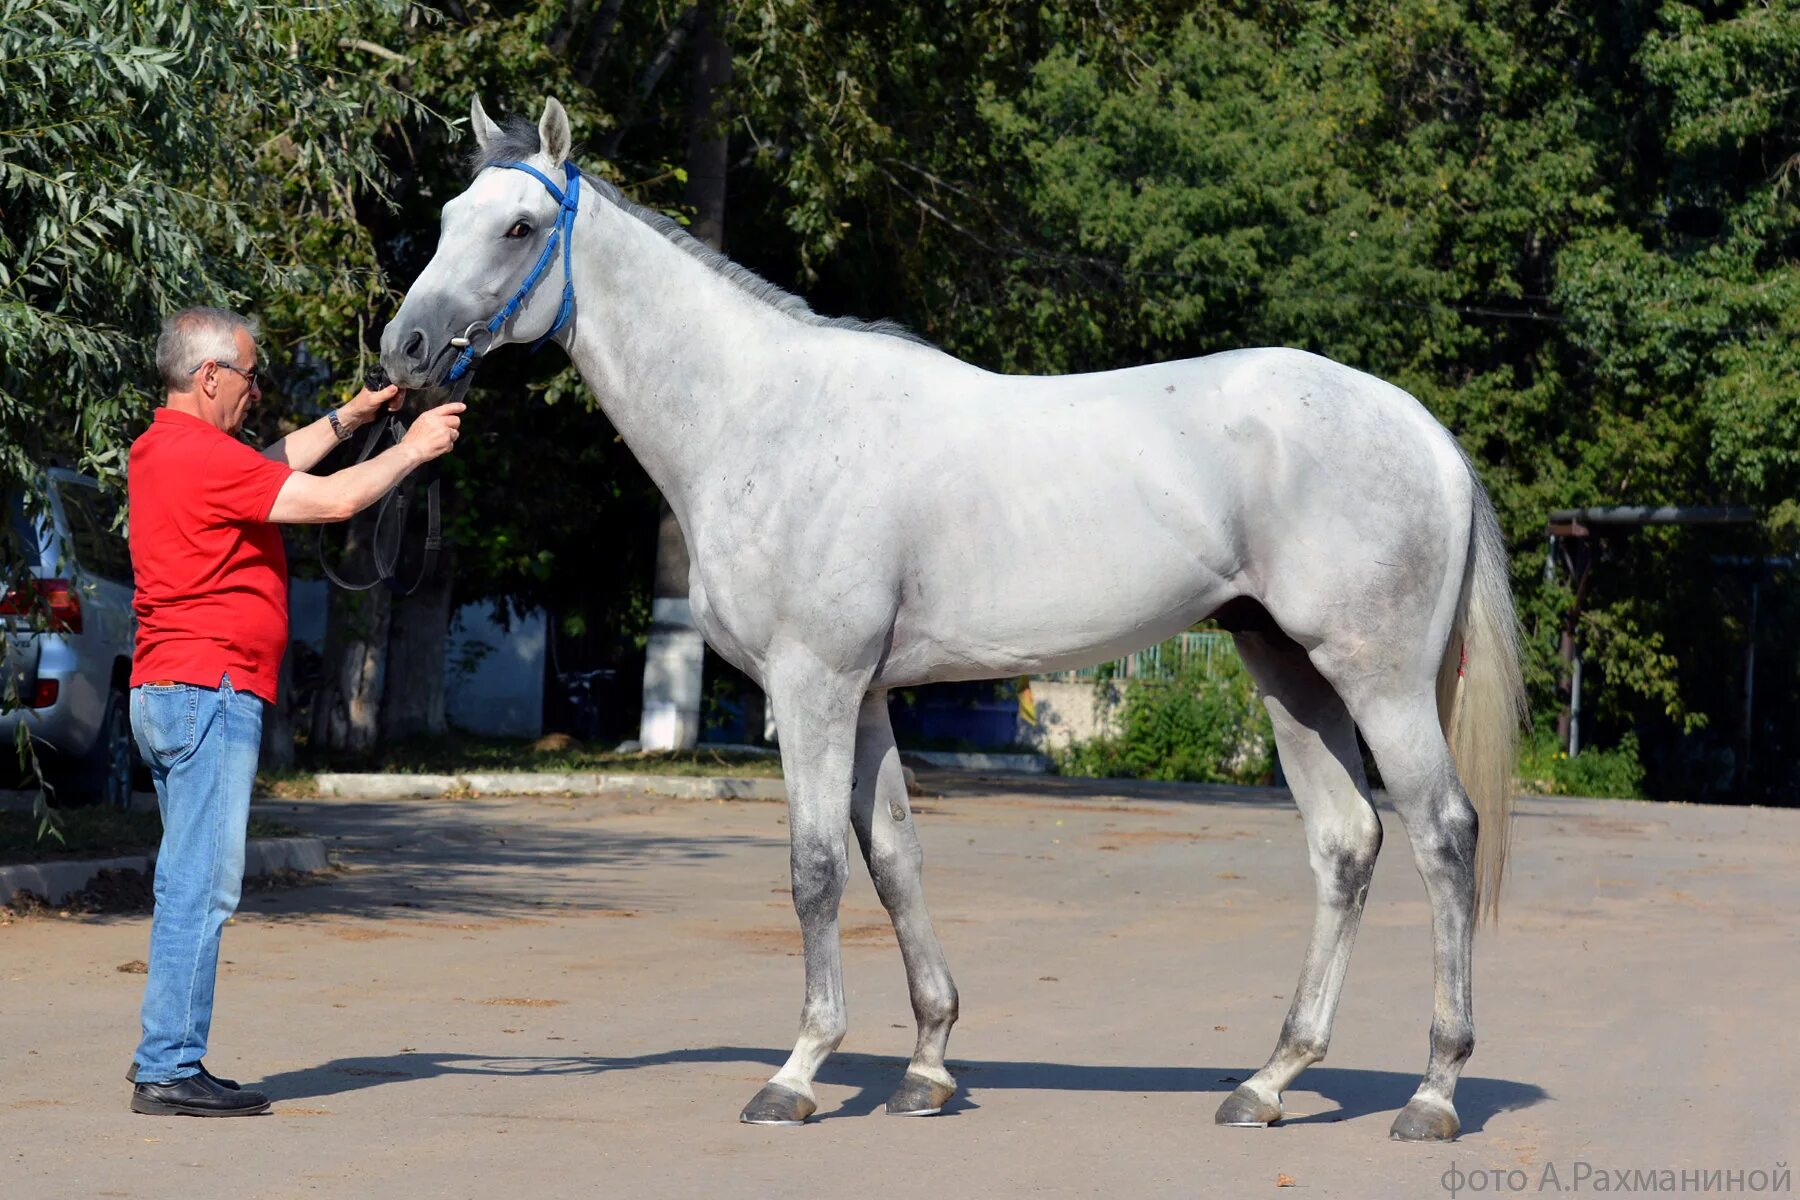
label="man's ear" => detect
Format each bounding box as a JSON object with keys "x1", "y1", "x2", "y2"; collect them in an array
[
  {"x1": 471, "y1": 95, "x2": 503, "y2": 150},
  {"x1": 539, "y1": 96, "x2": 571, "y2": 167}
]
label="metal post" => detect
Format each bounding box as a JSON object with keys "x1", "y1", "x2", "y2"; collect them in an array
[
  {"x1": 1742, "y1": 577, "x2": 1760, "y2": 784},
  {"x1": 1569, "y1": 649, "x2": 1582, "y2": 758}
]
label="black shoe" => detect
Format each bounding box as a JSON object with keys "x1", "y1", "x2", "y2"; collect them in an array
[
  {"x1": 130, "y1": 1073, "x2": 270, "y2": 1117},
  {"x1": 126, "y1": 1060, "x2": 240, "y2": 1089}
]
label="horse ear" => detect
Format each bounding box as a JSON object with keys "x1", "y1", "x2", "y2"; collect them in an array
[
  {"x1": 539, "y1": 96, "x2": 571, "y2": 167},
  {"x1": 470, "y1": 95, "x2": 503, "y2": 150}
]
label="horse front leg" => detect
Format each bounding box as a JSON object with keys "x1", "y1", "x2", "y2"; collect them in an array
[
  {"x1": 849, "y1": 690, "x2": 959, "y2": 1116},
  {"x1": 739, "y1": 656, "x2": 867, "y2": 1125}
]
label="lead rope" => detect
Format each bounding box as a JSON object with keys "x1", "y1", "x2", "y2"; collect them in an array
[{"x1": 317, "y1": 368, "x2": 442, "y2": 597}]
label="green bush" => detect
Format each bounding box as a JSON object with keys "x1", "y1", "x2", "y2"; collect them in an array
[
  {"x1": 1517, "y1": 729, "x2": 1646, "y2": 799},
  {"x1": 1053, "y1": 649, "x2": 1273, "y2": 785}
]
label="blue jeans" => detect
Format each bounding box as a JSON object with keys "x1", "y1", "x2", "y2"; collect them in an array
[{"x1": 129, "y1": 674, "x2": 263, "y2": 1084}]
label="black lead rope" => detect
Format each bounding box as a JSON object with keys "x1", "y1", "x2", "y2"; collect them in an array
[{"x1": 317, "y1": 365, "x2": 443, "y2": 597}]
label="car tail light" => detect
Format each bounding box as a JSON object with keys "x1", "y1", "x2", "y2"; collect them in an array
[
  {"x1": 0, "y1": 578, "x2": 81, "y2": 633},
  {"x1": 28, "y1": 679, "x2": 58, "y2": 708}
]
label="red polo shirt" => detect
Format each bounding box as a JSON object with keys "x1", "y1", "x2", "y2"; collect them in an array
[{"x1": 128, "y1": 409, "x2": 294, "y2": 703}]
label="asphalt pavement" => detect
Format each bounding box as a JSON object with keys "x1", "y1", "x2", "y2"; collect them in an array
[{"x1": 2, "y1": 773, "x2": 1795, "y2": 1199}]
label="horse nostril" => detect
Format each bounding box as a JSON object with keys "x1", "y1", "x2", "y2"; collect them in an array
[{"x1": 403, "y1": 329, "x2": 427, "y2": 362}]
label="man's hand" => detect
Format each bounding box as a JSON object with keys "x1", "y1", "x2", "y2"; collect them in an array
[
  {"x1": 342, "y1": 382, "x2": 404, "y2": 429},
  {"x1": 402, "y1": 401, "x2": 465, "y2": 463}
]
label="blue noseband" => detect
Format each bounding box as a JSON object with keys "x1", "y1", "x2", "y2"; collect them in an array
[{"x1": 445, "y1": 159, "x2": 582, "y2": 382}]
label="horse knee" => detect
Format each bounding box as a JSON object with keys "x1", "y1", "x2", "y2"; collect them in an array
[{"x1": 790, "y1": 839, "x2": 849, "y2": 919}]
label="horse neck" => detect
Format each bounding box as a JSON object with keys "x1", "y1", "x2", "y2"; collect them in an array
[{"x1": 559, "y1": 199, "x2": 802, "y2": 514}]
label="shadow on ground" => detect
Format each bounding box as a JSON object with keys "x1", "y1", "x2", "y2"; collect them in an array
[
  {"x1": 257, "y1": 1046, "x2": 1547, "y2": 1133},
  {"x1": 19, "y1": 793, "x2": 787, "y2": 926},
  {"x1": 922, "y1": 771, "x2": 1299, "y2": 811}
]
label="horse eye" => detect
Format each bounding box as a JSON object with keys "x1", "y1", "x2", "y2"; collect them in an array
[{"x1": 505, "y1": 220, "x2": 532, "y2": 239}]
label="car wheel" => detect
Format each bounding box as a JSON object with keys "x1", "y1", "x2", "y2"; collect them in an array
[
  {"x1": 49, "y1": 689, "x2": 135, "y2": 809},
  {"x1": 96, "y1": 690, "x2": 134, "y2": 810}
]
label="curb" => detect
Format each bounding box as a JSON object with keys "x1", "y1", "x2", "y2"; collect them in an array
[
  {"x1": 312, "y1": 771, "x2": 790, "y2": 802},
  {"x1": 0, "y1": 836, "x2": 330, "y2": 908},
  {"x1": 901, "y1": 750, "x2": 1053, "y2": 774}
]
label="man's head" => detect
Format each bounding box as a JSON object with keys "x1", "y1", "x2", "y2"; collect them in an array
[{"x1": 157, "y1": 307, "x2": 261, "y2": 434}]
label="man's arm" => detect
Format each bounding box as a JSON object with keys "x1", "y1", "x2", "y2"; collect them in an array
[
  {"x1": 262, "y1": 384, "x2": 402, "y2": 472},
  {"x1": 267, "y1": 401, "x2": 464, "y2": 524}
]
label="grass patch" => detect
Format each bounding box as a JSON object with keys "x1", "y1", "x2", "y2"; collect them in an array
[
  {"x1": 288, "y1": 733, "x2": 785, "y2": 779},
  {"x1": 0, "y1": 808, "x2": 301, "y2": 864},
  {"x1": 1517, "y1": 729, "x2": 1646, "y2": 799}
]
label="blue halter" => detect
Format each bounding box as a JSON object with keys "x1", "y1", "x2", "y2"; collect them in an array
[{"x1": 445, "y1": 159, "x2": 582, "y2": 382}]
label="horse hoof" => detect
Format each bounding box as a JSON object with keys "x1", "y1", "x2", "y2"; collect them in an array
[
  {"x1": 885, "y1": 1071, "x2": 955, "y2": 1116},
  {"x1": 739, "y1": 1083, "x2": 817, "y2": 1126},
  {"x1": 1214, "y1": 1084, "x2": 1282, "y2": 1127},
  {"x1": 1389, "y1": 1098, "x2": 1460, "y2": 1142}
]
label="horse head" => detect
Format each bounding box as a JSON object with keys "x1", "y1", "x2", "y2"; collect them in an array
[{"x1": 380, "y1": 95, "x2": 579, "y2": 390}]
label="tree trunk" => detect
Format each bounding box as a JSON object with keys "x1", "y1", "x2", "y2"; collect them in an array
[
  {"x1": 638, "y1": 2, "x2": 730, "y2": 752},
  {"x1": 260, "y1": 646, "x2": 296, "y2": 770},
  {"x1": 381, "y1": 548, "x2": 454, "y2": 741},
  {"x1": 684, "y1": 2, "x2": 732, "y2": 250},
  {"x1": 312, "y1": 586, "x2": 390, "y2": 754}
]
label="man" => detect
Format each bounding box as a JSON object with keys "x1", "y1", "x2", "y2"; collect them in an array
[{"x1": 125, "y1": 306, "x2": 463, "y2": 1117}]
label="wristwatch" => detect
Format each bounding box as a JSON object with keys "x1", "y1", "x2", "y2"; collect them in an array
[{"x1": 327, "y1": 408, "x2": 353, "y2": 442}]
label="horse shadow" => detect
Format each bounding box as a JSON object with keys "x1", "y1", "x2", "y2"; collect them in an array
[{"x1": 257, "y1": 1046, "x2": 1547, "y2": 1132}]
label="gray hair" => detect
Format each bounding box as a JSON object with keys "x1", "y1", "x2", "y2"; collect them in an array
[{"x1": 156, "y1": 307, "x2": 260, "y2": 391}]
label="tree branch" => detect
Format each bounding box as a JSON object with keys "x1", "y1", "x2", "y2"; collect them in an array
[
  {"x1": 573, "y1": 0, "x2": 627, "y2": 90},
  {"x1": 337, "y1": 38, "x2": 413, "y2": 65},
  {"x1": 599, "y1": 5, "x2": 698, "y2": 159}
]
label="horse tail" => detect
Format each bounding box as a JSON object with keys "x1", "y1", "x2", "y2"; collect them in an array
[{"x1": 1435, "y1": 469, "x2": 1527, "y2": 925}]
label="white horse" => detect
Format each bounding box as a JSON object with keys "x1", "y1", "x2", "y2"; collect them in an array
[{"x1": 382, "y1": 96, "x2": 1526, "y2": 1141}]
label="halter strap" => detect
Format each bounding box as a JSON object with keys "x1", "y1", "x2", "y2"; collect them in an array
[{"x1": 445, "y1": 159, "x2": 582, "y2": 382}]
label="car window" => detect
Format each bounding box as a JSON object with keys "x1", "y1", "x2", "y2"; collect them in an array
[
  {"x1": 56, "y1": 482, "x2": 133, "y2": 585},
  {"x1": 4, "y1": 492, "x2": 42, "y2": 568}
]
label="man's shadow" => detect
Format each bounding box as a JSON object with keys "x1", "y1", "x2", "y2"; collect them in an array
[{"x1": 258, "y1": 1046, "x2": 1546, "y2": 1132}]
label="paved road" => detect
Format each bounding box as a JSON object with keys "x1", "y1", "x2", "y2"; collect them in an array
[{"x1": 3, "y1": 774, "x2": 1796, "y2": 1199}]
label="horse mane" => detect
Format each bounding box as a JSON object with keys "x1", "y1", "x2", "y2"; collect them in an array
[{"x1": 467, "y1": 117, "x2": 927, "y2": 345}]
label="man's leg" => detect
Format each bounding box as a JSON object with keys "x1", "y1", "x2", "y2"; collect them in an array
[{"x1": 132, "y1": 676, "x2": 262, "y2": 1085}]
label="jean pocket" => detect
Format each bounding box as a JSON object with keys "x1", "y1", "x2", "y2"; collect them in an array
[{"x1": 132, "y1": 685, "x2": 198, "y2": 763}]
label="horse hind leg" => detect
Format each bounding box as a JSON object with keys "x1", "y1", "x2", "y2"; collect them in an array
[
  {"x1": 1215, "y1": 630, "x2": 1383, "y2": 1128},
  {"x1": 1337, "y1": 684, "x2": 1477, "y2": 1142},
  {"x1": 848, "y1": 691, "x2": 960, "y2": 1115}
]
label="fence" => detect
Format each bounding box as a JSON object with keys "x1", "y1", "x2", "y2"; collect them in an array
[{"x1": 1033, "y1": 630, "x2": 1237, "y2": 683}]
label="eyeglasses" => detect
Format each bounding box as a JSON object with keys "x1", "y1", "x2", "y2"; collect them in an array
[{"x1": 188, "y1": 360, "x2": 263, "y2": 388}]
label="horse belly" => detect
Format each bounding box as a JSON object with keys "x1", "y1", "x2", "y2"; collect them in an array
[{"x1": 877, "y1": 435, "x2": 1246, "y2": 685}]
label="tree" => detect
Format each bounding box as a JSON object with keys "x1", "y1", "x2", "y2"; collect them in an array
[{"x1": 0, "y1": 0, "x2": 423, "y2": 804}]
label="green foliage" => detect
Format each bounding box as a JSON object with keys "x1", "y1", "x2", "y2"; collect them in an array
[
  {"x1": 1517, "y1": 729, "x2": 1647, "y2": 800},
  {"x1": 5, "y1": 0, "x2": 1796, "y2": 802},
  {"x1": 0, "y1": 0, "x2": 418, "y2": 490},
  {"x1": 1054, "y1": 648, "x2": 1273, "y2": 785},
  {"x1": 778, "y1": 1, "x2": 1798, "y2": 800}
]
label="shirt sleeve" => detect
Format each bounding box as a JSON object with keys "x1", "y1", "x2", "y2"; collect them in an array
[{"x1": 202, "y1": 437, "x2": 295, "y2": 525}]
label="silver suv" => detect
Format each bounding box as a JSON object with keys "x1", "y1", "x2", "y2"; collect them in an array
[{"x1": 2, "y1": 469, "x2": 138, "y2": 808}]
